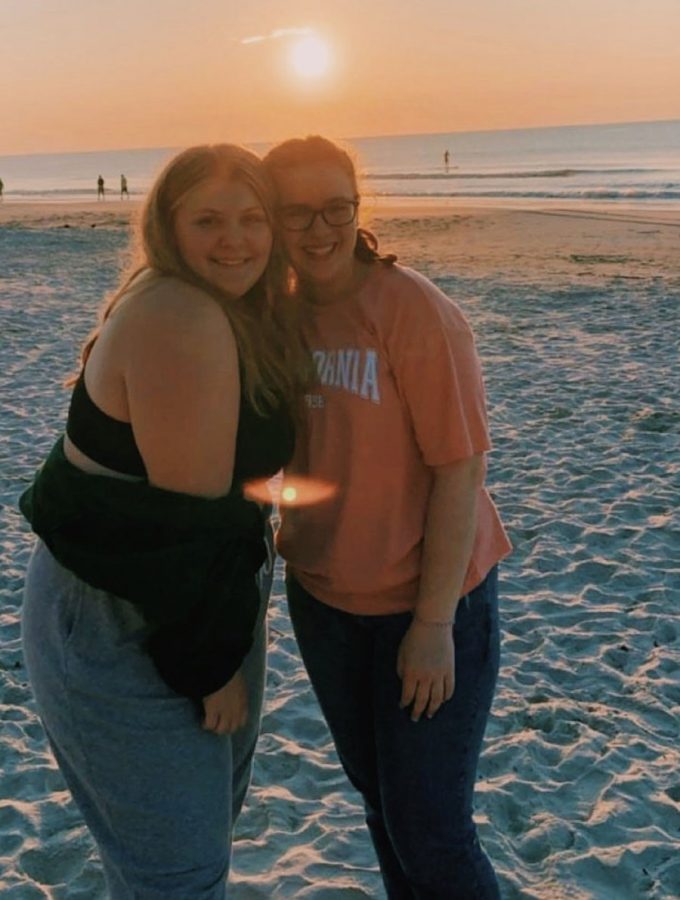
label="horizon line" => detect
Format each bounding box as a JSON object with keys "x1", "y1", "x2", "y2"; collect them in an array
[{"x1": 2, "y1": 115, "x2": 679, "y2": 162}]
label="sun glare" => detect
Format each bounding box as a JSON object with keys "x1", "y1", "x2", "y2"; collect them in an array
[
  {"x1": 289, "y1": 35, "x2": 331, "y2": 80},
  {"x1": 243, "y1": 475, "x2": 337, "y2": 507}
]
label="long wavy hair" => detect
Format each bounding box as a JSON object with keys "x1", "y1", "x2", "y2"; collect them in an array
[
  {"x1": 262, "y1": 135, "x2": 397, "y2": 268},
  {"x1": 72, "y1": 143, "x2": 312, "y2": 413}
]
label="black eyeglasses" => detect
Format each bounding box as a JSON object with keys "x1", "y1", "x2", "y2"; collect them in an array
[{"x1": 278, "y1": 199, "x2": 359, "y2": 232}]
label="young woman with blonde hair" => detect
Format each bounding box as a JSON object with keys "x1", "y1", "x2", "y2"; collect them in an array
[{"x1": 21, "y1": 143, "x2": 309, "y2": 899}]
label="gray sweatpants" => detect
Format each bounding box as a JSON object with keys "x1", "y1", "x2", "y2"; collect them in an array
[{"x1": 21, "y1": 528, "x2": 274, "y2": 899}]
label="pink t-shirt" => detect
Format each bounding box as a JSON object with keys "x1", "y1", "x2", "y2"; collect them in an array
[{"x1": 277, "y1": 263, "x2": 511, "y2": 614}]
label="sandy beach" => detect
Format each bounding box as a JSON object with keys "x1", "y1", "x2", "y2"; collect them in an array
[{"x1": 1, "y1": 199, "x2": 679, "y2": 898}]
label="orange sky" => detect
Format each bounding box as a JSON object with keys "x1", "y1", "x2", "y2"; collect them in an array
[{"x1": 1, "y1": 0, "x2": 679, "y2": 155}]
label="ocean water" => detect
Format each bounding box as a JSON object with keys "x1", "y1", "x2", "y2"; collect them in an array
[{"x1": 1, "y1": 119, "x2": 679, "y2": 206}]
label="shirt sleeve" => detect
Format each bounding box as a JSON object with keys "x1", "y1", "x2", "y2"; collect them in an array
[{"x1": 384, "y1": 269, "x2": 492, "y2": 467}]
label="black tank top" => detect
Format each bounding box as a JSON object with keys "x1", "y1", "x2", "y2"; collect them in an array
[{"x1": 66, "y1": 370, "x2": 295, "y2": 482}]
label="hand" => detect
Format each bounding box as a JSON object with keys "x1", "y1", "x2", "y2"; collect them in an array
[
  {"x1": 202, "y1": 669, "x2": 248, "y2": 735},
  {"x1": 396, "y1": 622, "x2": 455, "y2": 722}
]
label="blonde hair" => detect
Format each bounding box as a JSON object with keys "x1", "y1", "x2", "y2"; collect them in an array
[{"x1": 73, "y1": 143, "x2": 312, "y2": 412}]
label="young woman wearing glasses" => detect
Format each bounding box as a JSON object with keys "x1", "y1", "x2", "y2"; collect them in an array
[{"x1": 263, "y1": 136, "x2": 511, "y2": 899}]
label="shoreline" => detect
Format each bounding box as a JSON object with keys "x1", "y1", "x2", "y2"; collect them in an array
[{"x1": 2, "y1": 197, "x2": 680, "y2": 229}]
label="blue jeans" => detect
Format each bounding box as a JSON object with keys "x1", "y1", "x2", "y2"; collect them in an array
[
  {"x1": 286, "y1": 568, "x2": 501, "y2": 900},
  {"x1": 22, "y1": 530, "x2": 274, "y2": 900}
]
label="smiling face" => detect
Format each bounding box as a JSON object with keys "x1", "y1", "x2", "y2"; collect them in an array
[
  {"x1": 275, "y1": 162, "x2": 359, "y2": 300},
  {"x1": 173, "y1": 175, "x2": 273, "y2": 299}
]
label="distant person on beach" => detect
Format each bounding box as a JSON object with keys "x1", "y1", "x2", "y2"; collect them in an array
[
  {"x1": 20, "y1": 144, "x2": 310, "y2": 899},
  {"x1": 264, "y1": 135, "x2": 511, "y2": 899},
  {"x1": 97, "y1": 173, "x2": 105, "y2": 199},
  {"x1": 444, "y1": 148, "x2": 450, "y2": 169},
  {"x1": 0, "y1": 176, "x2": 4, "y2": 200},
  {"x1": 120, "y1": 173, "x2": 129, "y2": 199}
]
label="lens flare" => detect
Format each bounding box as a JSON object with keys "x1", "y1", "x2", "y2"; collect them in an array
[{"x1": 244, "y1": 475, "x2": 337, "y2": 507}]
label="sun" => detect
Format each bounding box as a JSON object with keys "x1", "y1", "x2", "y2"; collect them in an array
[{"x1": 289, "y1": 35, "x2": 331, "y2": 80}]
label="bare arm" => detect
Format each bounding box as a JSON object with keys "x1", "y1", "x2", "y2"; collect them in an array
[
  {"x1": 415, "y1": 454, "x2": 483, "y2": 622},
  {"x1": 122, "y1": 282, "x2": 248, "y2": 732},
  {"x1": 122, "y1": 283, "x2": 240, "y2": 498},
  {"x1": 397, "y1": 454, "x2": 484, "y2": 721}
]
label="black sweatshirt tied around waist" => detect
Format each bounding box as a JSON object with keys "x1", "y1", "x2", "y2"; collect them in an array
[{"x1": 20, "y1": 437, "x2": 267, "y2": 700}]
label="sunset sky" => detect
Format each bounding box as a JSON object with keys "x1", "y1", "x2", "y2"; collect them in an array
[{"x1": 2, "y1": 0, "x2": 679, "y2": 155}]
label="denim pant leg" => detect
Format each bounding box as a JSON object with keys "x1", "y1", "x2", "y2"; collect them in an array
[
  {"x1": 21, "y1": 540, "x2": 255, "y2": 900},
  {"x1": 286, "y1": 576, "x2": 411, "y2": 895},
  {"x1": 371, "y1": 569, "x2": 501, "y2": 899},
  {"x1": 286, "y1": 570, "x2": 501, "y2": 900}
]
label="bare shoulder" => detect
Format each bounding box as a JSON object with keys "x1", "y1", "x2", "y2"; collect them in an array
[
  {"x1": 124, "y1": 275, "x2": 228, "y2": 326},
  {"x1": 118, "y1": 276, "x2": 242, "y2": 496},
  {"x1": 113, "y1": 275, "x2": 236, "y2": 354}
]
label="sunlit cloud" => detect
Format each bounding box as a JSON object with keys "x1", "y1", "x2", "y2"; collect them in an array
[{"x1": 240, "y1": 27, "x2": 313, "y2": 46}]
